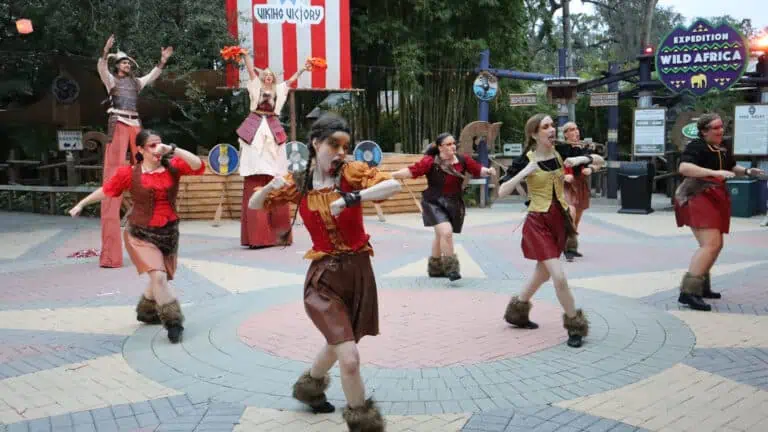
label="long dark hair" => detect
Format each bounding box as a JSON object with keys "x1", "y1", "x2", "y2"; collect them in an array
[
  {"x1": 280, "y1": 113, "x2": 351, "y2": 243},
  {"x1": 134, "y1": 129, "x2": 172, "y2": 169},
  {"x1": 425, "y1": 132, "x2": 453, "y2": 157}
]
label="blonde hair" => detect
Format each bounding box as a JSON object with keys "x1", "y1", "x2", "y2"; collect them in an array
[
  {"x1": 563, "y1": 121, "x2": 578, "y2": 133},
  {"x1": 259, "y1": 68, "x2": 276, "y2": 83}
]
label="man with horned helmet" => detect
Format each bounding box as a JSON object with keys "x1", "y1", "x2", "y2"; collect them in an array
[{"x1": 96, "y1": 34, "x2": 173, "y2": 268}]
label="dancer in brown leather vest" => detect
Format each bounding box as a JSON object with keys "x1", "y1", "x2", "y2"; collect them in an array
[
  {"x1": 97, "y1": 34, "x2": 173, "y2": 269},
  {"x1": 392, "y1": 133, "x2": 495, "y2": 281},
  {"x1": 497, "y1": 114, "x2": 603, "y2": 348},
  {"x1": 249, "y1": 114, "x2": 401, "y2": 431},
  {"x1": 69, "y1": 130, "x2": 205, "y2": 343},
  {"x1": 674, "y1": 113, "x2": 764, "y2": 311}
]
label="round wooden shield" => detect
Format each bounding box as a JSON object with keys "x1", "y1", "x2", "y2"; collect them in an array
[
  {"x1": 285, "y1": 141, "x2": 310, "y2": 173},
  {"x1": 353, "y1": 140, "x2": 383, "y2": 167},
  {"x1": 208, "y1": 143, "x2": 240, "y2": 175}
]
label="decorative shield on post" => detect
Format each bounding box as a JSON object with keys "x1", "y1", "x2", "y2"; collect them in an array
[
  {"x1": 353, "y1": 140, "x2": 383, "y2": 167},
  {"x1": 208, "y1": 143, "x2": 240, "y2": 175},
  {"x1": 285, "y1": 141, "x2": 310, "y2": 173}
]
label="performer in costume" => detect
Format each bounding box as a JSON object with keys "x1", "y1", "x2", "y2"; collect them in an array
[
  {"x1": 238, "y1": 52, "x2": 312, "y2": 248},
  {"x1": 69, "y1": 130, "x2": 205, "y2": 343},
  {"x1": 674, "y1": 113, "x2": 763, "y2": 311},
  {"x1": 97, "y1": 34, "x2": 173, "y2": 268},
  {"x1": 497, "y1": 114, "x2": 603, "y2": 348},
  {"x1": 249, "y1": 114, "x2": 400, "y2": 431},
  {"x1": 392, "y1": 133, "x2": 495, "y2": 280},
  {"x1": 561, "y1": 122, "x2": 598, "y2": 261}
]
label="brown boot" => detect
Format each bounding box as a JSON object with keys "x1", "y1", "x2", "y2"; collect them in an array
[
  {"x1": 292, "y1": 370, "x2": 335, "y2": 414},
  {"x1": 563, "y1": 309, "x2": 589, "y2": 348},
  {"x1": 135, "y1": 296, "x2": 161, "y2": 324},
  {"x1": 158, "y1": 300, "x2": 185, "y2": 343},
  {"x1": 441, "y1": 254, "x2": 461, "y2": 281},
  {"x1": 427, "y1": 256, "x2": 445, "y2": 278},
  {"x1": 343, "y1": 398, "x2": 385, "y2": 432},
  {"x1": 503, "y1": 296, "x2": 539, "y2": 329},
  {"x1": 678, "y1": 272, "x2": 711, "y2": 311}
]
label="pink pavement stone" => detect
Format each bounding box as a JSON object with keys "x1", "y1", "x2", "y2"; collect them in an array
[
  {"x1": 0, "y1": 344, "x2": 67, "y2": 363},
  {"x1": 238, "y1": 289, "x2": 566, "y2": 368}
]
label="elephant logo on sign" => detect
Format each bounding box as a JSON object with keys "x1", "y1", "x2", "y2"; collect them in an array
[{"x1": 690, "y1": 74, "x2": 707, "y2": 89}]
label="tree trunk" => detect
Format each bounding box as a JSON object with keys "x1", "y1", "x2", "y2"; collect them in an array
[{"x1": 640, "y1": 0, "x2": 658, "y2": 48}]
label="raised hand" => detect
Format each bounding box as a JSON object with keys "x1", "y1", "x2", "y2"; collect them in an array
[
  {"x1": 160, "y1": 46, "x2": 174, "y2": 64},
  {"x1": 103, "y1": 34, "x2": 115, "y2": 54}
]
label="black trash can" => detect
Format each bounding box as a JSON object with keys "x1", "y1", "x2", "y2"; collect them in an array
[{"x1": 618, "y1": 161, "x2": 655, "y2": 214}]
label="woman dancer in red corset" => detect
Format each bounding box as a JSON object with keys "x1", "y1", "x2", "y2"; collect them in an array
[
  {"x1": 249, "y1": 114, "x2": 400, "y2": 431},
  {"x1": 674, "y1": 113, "x2": 763, "y2": 311},
  {"x1": 69, "y1": 130, "x2": 205, "y2": 343},
  {"x1": 392, "y1": 133, "x2": 495, "y2": 280}
]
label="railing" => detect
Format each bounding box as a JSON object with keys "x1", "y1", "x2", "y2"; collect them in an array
[{"x1": 0, "y1": 185, "x2": 99, "y2": 214}]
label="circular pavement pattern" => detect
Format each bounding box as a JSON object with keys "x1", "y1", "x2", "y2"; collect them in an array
[
  {"x1": 238, "y1": 289, "x2": 568, "y2": 368},
  {"x1": 124, "y1": 277, "x2": 696, "y2": 415}
]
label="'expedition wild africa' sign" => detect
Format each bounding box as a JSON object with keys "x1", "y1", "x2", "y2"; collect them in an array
[{"x1": 655, "y1": 19, "x2": 748, "y2": 96}]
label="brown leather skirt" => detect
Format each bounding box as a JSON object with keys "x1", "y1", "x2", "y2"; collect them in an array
[
  {"x1": 304, "y1": 253, "x2": 379, "y2": 345},
  {"x1": 564, "y1": 175, "x2": 590, "y2": 210}
]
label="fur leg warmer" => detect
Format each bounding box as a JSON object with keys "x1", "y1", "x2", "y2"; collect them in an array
[
  {"x1": 442, "y1": 254, "x2": 461, "y2": 281},
  {"x1": 565, "y1": 234, "x2": 579, "y2": 252},
  {"x1": 135, "y1": 296, "x2": 161, "y2": 324},
  {"x1": 343, "y1": 398, "x2": 385, "y2": 432},
  {"x1": 292, "y1": 370, "x2": 331, "y2": 406},
  {"x1": 504, "y1": 296, "x2": 534, "y2": 327},
  {"x1": 563, "y1": 309, "x2": 589, "y2": 337},
  {"x1": 680, "y1": 272, "x2": 705, "y2": 296},
  {"x1": 158, "y1": 300, "x2": 184, "y2": 329},
  {"x1": 427, "y1": 256, "x2": 444, "y2": 277}
]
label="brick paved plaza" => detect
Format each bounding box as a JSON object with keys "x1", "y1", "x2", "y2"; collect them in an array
[{"x1": 1, "y1": 201, "x2": 767, "y2": 432}]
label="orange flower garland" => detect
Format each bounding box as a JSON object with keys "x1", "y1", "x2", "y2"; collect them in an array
[{"x1": 220, "y1": 46, "x2": 247, "y2": 61}]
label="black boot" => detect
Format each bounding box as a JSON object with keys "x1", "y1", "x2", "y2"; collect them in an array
[
  {"x1": 701, "y1": 273, "x2": 721, "y2": 299},
  {"x1": 503, "y1": 296, "x2": 539, "y2": 329},
  {"x1": 158, "y1": 300, "x2": 185, "y2": 343},
  {"x1": 677, "y1": 273, "x2": 712, "y2": 311},
  {"x1": 343, "y1": 398, "x2": 385, "y2": 432},
  {"x1": 563, "y1": 309, "x2": 589, "y2": 348},
  {"x1": 135, "y1": 296, "x2": 161, "y2": 324},
  {"x1": 292, "y1": 370, "x2": 335, "y2": 414},
  {"x1": 442, "y1": 254, "x2": 461, "y2": 281},
  {"x1": 427, "y1": 256, "x2": 445, "y2": 278}
]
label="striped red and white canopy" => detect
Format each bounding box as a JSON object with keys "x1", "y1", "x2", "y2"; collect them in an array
[{"x1": 225, "y1": 0, "x2": 352, "y2": 90}]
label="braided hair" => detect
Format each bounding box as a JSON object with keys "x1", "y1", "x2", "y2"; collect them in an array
[
  {"x1": 279, "y1": 113, "x2": 352, "y2": 244},
  {"x1": 424, "y1": 132, "x2": 453, "y2": 157},
  {"x1": 135, "y1": 129, "x2": 173, "y2": 170}
]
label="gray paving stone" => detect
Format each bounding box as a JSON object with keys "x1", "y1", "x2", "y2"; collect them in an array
[
  {"x1": 110, "y1": 404, "x2": 133, "y2": 420},
  {"x1": 73, "y1": 425, "x2": 96, "y2": 432},
  {"x1": 71, "y1": 412, "x2": 94, "y2": 425},
  {"x1": 90, "y1": 407, "x2": 114, "y2": 422},
  {"x1": 49, "y1": 414, "x2": 73, "y2": 429},
  {"x1": 6, "y1": 423, "x2": 29, "y2": 432},
  {"x1": 135, "y1": 412, "x2": 160, "y2": 428},
  {"x1": 93, "y1": 418, "x2": 119, "y2": 432}
]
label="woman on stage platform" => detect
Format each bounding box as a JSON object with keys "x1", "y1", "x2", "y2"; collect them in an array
[
  {"x1": 69, "y1": 130, "x2": 205, "y2": 343},
  {"x1": 237, "y1": 52, "x2": 311, "y2": 248},
  {"x1": 497, "y1": 114, "x2": 603, "y2": 348},
  {"x1": 248, "y1": 114, "x2": 400, "y2": 431},
  {"x1": 674, "y1": 113, "x2": 763, "y2": 311},
  {"x1": 391, "y1": 133, "x2": 495, "y2": 281}
]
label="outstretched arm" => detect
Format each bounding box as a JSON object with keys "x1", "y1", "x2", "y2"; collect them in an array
[
  {"x1": 243, "y1": 53, "x2": 262, "y2": 81},
  {"x1": 285, "y1": 60, "x2": 311, "y2": 86},
  {"x1": 330, "y1": 179, "x2": 402, "y2": 216},
  {"x1": 498, "y1": 160, "x2": 537, "y2": 198},
  {"x1": 97, "y1": 34, "x2": 115, "y2": 91},
  {"x1": 69, "y1": 188, "x2": 108, "y2": 217},
  {"x1": 139, "y1": 46, "x2": 173, "y2": 89},
  {"x1": 391, "y1": 168, "x2": 414, "y2": 179}
]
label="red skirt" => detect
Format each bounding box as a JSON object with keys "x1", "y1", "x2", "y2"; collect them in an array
[
  {"x1": 674, "y1": 181, "x2": 731, "y2": 234},
  {"x1": 241, "y1": 175, "x2": 293, "y2": 247},
  {"x1": 564, "y1": 176, "x2": 590, "y2": 210},
  {"x1": 521, "y1": 203, "x2": 567, "y2": 261}
]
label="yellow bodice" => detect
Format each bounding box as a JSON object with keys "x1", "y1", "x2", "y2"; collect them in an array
[{"x1": 525, "y1": 150, "x2": 569, "y2": 213}]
